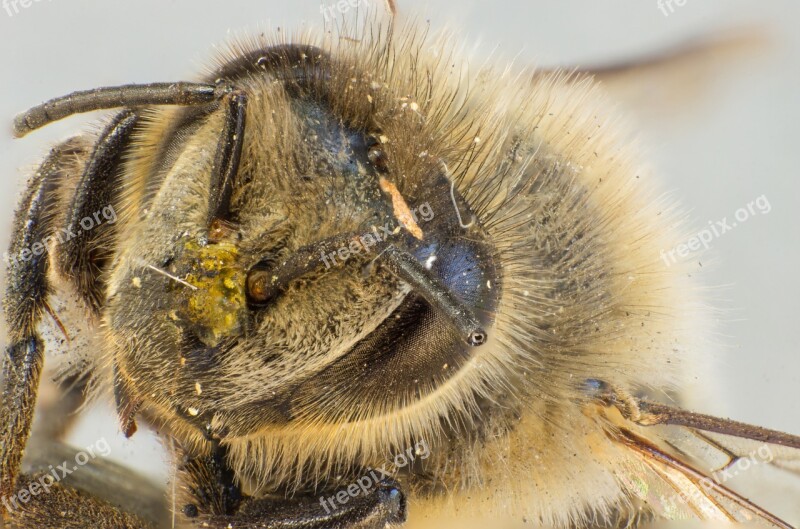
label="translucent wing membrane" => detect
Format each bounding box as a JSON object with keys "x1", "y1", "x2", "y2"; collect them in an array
[
  {"x1": 537, "y1": 29, "x2": 769, "y2": 120},
  {"x1": 613, "y1": 428, "x2": 795, "y2": 528},
  {"x1": 590, "y1": 381, "x2": 800, "y2": 527},
  {"x1": 696, "y1": 432, "x2": 800, "y2": 475}
]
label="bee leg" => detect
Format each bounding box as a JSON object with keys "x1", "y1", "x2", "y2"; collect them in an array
[
  {"x1": 2, "y1": 119, "x2": 142, "y2": 521},
  {"x1": 3, "y1": 475, "x2": 155, "y2": 529},
  {"x1": 52, "y1": 91, "x2": 246, "y2": 309},
  {"x1": 55, "y1": 110, "x2": 138, "y2": 313},
  {"x1": 0, "y1": 142, "x2": 78, "y2": 512},
  {"x1": 200, "y1": 481, "x2": 406, "y2": 529},
  {"x1": 177, "y1": 441, "x2": 243, "y2": 518},
  {"x1": 178, "y1": 443, "x2": 406, "y2": 529},
  {"x1": 207, "y1": 90, "x2": 247, "y2": 225},
  {"x1": 4, "y1": 439, "x2": 166, "y2": 528}
]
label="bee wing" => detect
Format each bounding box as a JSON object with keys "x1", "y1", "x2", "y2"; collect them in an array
[
  {"x1": 691, "y1": 431, "x2": 800, "y2": 474},
  {"x1": 535, "y1": 29, "x2": 769, "y2": 119},
  {"x1": 660, "y1": 426, "x2": 800, "y2": 481},
  {"x1": 612, "y1": 427, "x2": 796, "y2": 528}
]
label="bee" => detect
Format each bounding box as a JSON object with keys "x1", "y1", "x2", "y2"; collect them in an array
[{"x1": 1, "y1": 7, "x2": 798, "y2": 529}]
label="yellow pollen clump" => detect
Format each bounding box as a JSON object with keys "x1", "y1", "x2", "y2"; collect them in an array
[{"x1": 176, "y1": 240, "x2": 247, "y2": 347}]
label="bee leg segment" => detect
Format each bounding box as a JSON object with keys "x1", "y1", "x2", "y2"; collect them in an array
[
  {"x1": 378, "y1": 245, "x2": 487, "y2": 346},
  {"x1": 207, "y1": 89, "x2": 247, "y2": 225},
  {"x1": 179, "y1": 443, "x2": 406, "y2": 529},
  {"x1": 179, "y1": 442, "x2": 242, "y2": 518},
  {"x1": 203, "y1": 480, "x2": 406, "y2": 529},
  {"x1": 3, "y1": 474, "x2": 156, "y2": 528},
  {"x1": 2, "y1": 132, "x2": 152, "y2": 519},
  {"x1": 0, "y1": 143, "x2": 72, "y2": 511},
  {"x1": 57, "y1": 109, "x2": 138, "y2": 312},
  {"x1": 5, "y1": 438, "x2": 165, "y2": 528}
]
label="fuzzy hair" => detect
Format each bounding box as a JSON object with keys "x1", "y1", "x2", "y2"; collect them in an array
[{"x1": 46, "y1": 21, "x2": 710, "y2": 529}]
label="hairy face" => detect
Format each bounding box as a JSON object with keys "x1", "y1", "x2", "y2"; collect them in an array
[{"x1": 107, "y1": 43, "x2": 502, "y2": 446}]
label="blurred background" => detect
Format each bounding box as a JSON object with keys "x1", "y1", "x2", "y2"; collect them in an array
[{"x1": 0, "y1": 0, "x2": 798, "y2": 526}]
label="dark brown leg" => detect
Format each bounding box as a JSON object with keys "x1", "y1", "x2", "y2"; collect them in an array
[
  {"x1": 1, "y1": 142, "x2": 74, "y2": 509},
  {"x1": 4, "y1": 437, "x2": 166, "y2": 528},
  {"x1": 4, "y1": 476, "x2": 155, "y2": 529},
  {"x1": 56, "y1": 110, "x2": 138, "y2": 312},
  {"x1": 208, "y1": 91, "x2": 247, "y2": 224},
  {"x1": 176, "y1": 442, "x2": 406, "y2": 529}
]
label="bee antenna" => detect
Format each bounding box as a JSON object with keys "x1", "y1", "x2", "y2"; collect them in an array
[
  {"x1": 378, "y1": 246, "x2": 486, "y2": 347},
  {"x1": 245, "y1": 236, "x2": 487, "y2": 347}
]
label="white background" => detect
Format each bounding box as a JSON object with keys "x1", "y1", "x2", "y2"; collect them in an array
[{"x1": 0, "y1": 0, "x2": 798, "y2": 525}]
